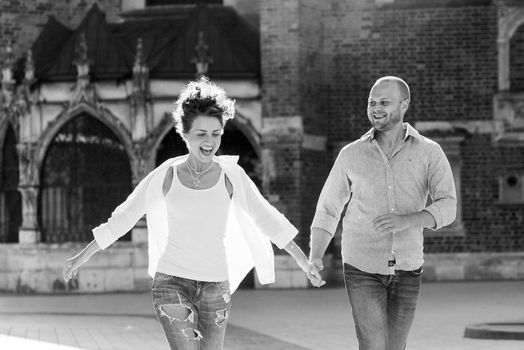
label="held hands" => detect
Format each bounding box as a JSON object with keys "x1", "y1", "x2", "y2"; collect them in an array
[
  {"x1": 372, "y1": 213, "x2": 410, "y2": 235},
  {"x1": 307, "y1": 258, "x2": 326, "y2": 288}
]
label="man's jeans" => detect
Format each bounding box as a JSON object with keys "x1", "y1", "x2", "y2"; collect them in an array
[
  {"x1": 152, "y1": 272, "x2": 232, "y2": 350},
  {"x1": 343, "y1": 263, "x2": 422, "y2": 350}
]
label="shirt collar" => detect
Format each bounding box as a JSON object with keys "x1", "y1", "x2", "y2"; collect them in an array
[{"x1": 364, "y1": 123, "x2": 421, "y2": 142}]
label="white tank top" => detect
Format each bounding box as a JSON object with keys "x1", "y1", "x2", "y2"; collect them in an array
[{"x1": 156, "y1": 165, "x2": 232, "y2": 282}]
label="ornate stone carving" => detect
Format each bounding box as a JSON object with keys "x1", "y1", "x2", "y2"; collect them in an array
[
  {"x1": 16, "y1": 142, "x2": 38, "y2": 186},
  {"x1": 1, "y1": 45, "x2": 15, "y2": 83},
  {"x1": 132, "y1": 37, "x2": 148, "y2": 91},
  {"x1": 1, "y1": 45, "x2": 16, "y2": 108},
  {"x1": 73, "y1": 33, "x2": 90, "y2": 78},
  {"x1": 495, "y1": 0, "x2": 512, "y2": 20},
  {"x1": 24, "y1": 49, "x2": 35, "y2": 84},
  {"x1": 190, "y1": 31, "x2": 213, "y2": 78},
  {"x1": 130, "y1": 37, "x2": 150, "y2": 135},
  {"x1": 68, "y1": 33, "x2": 101, "y2": 113},
  {"x1": 17, "y1": 142, "x2": 41, "y2": 242},
  {"x1": 131, "y1": 141, "x2": 154, "y2": 186}
]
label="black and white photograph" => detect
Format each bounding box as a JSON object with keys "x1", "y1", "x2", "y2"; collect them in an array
[{"x1": 0, "y1": 0, "x2": 523, "y2": 349}]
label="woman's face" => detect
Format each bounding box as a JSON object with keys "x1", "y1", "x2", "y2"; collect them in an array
[{"x1": 184, "y1": 115, "x2": 223, "y2": 164}]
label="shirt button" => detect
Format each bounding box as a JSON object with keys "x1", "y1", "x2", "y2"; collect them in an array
[
  {"x1": 391, "y1": 208, "x2": 395, "y2": 211},
  {"x1": 388, "y1": 186, "x2": 392, "y2": 189}
]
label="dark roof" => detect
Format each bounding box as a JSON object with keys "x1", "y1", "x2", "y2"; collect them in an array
[{"x1": 32, "y1": 4, "x2": 260, "y2": 82}]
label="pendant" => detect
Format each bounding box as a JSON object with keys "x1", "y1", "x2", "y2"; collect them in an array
[{"x1": 193, "y1": 179, "x2": 200, "y2": 187}]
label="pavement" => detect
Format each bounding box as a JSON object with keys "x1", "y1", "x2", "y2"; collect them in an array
[{"x1": 0, "y1": 280, "x2": 524, "y2": 350}]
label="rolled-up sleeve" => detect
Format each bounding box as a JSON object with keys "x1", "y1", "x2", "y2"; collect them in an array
[
  {"x1": 424, "y1": 144, "x2": 457, "y2": 230},
  {"x1": 240, "y1": 170, "x2": 298, "y2": 249},
  {"x1": 92, "y1": 174, "x2": 150, "y2": 249},
  {"x1": 311, "y1": 150, "x2": 352, "y2": 236}
]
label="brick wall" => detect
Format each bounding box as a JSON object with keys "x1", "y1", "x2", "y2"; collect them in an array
[
  {"x1": 323, "y1": 0, "x2": 498, "y2": 143},
  {"x1": 425, "y1": 135, "x2": 524, "y2": 253},
  {"x1": 0, "y1": 0, "x2": 122, "y2": 58},
  {"x1": 260, "y1": 0, "x2": 300, "y2": 117},
  {"x1": 312, "y1": 0, "x2": 524, "y2": 255},
  {"x1": 299, "y1": 149, "x2": 331, "y2": 250},
  {"x1": 298, "y1": 0, "x2": 326, "y2": 133}
]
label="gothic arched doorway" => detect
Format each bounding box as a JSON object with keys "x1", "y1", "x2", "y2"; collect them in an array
[
  {"x1": 155, "y1": 121, "x2": 260, "y2": 288},
  {"x1": 0, "y1": 124, "x2": 21, "y2": 242},
  {"x1": 39, "y1": 114, "x2": 132, "y2": 242}
]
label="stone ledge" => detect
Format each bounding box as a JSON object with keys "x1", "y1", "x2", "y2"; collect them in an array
[
  {"x1": 423, "y1": 252, "x2": 524, "y2": 281},
  {"x1": 464, "y1": 322, "x2": 524, "y2": 340},
  {"x1": 0, "y1": 243, "x2": 149, "y2": 293},
  {"x1": 254, "y1": 255, "x2": 310, "y2": 289}
]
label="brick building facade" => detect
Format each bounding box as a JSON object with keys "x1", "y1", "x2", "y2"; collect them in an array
[{"x1": 0, "y1": 0, "x2": 523, "y2": 292}]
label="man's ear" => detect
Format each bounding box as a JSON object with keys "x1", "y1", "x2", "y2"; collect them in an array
[{"x1": 402, "y1": 99, "x2": 410, "y2": 111}]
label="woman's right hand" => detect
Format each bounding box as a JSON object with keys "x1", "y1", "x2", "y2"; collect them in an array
[
  {"x1": 63, "y1": 254, "x2": 85, "y2": 282},
  {"x1": 63, "y1": 240, "x2": 101, "y2": 282}
]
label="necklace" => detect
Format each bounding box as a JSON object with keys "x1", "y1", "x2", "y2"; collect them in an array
[{"x1": 186, "y1": 161, "x2": 214, "y2": 187}]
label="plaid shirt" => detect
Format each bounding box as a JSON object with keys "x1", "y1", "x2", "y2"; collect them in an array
[{"x1": 312, "y1": 123, "x2": 457, "y2": 274}]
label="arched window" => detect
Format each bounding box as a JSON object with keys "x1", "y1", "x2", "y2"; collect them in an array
[
  {"x1": 219, "y1": 122, "x2": 261, "y2": 188},
  {"x1": 509, "y1": 24, "x2": 524, "y2": 91},
  {"x1": 39, "y1": 114, "x2": 132, "y2": 242},
  {"x1": 155, "y1": 128, "x2": 188, "y2": 167},
  {"x1": 0, "y1": 124, "x2": 21, "y2": 242}
]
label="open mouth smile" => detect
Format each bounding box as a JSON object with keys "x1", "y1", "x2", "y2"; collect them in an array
[
  {"x1": 200, "y1": 145, "x2": 214, "y2": 156},
  {"x1": 373, "y1": 113, "x2": 386, "y2": 120}
]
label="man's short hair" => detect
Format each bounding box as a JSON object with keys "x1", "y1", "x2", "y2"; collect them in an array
[{"x1": 373, "y1": 76, "x2": 410, "y2": 101}]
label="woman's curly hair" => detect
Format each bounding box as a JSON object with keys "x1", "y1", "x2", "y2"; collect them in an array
[{"x1": 172, "y1": 76, "x2": 235, "y2": 135}]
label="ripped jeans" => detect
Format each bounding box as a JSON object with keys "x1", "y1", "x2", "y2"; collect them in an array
[{"x1": 152, "y1": 272, "x2": 232, "y2": 350}]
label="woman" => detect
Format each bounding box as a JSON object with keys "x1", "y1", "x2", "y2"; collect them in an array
[{"x1": 63, "y1": 77, "x2": 324, "y2": 350}]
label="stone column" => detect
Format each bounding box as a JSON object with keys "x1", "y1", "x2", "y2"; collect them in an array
[
  {"x1": 256, "y1": 116, "x2": 308, "y2": 289},
  {"x1": 260, "y1": 0, "x2": 327, "y2": 249},
  {"x1": 17, "y1": 142, "x2": 41, "y2": 244},
  {"x1": 260, "y1": 116, "x2": 303, "y2": 242},
  {"x1": 130, "y1": 142, "x2": 152, "y2": 244}
]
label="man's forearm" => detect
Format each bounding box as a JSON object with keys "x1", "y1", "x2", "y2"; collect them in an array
[
  {"x1": 405, "y1": 210, "x2": 436, "y2": 229},
  {"x1": 309, "y1": 227, "x2": 333, "y2": 261}
]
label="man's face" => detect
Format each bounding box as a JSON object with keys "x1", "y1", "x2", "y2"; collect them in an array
[{"x1": 367, "y1": 81, "x2": 407, "y2": 132}]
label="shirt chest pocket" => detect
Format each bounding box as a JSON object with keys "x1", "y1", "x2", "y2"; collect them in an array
[{"x1": 392, "y1": 155, "x2": 427, "y2": 191}]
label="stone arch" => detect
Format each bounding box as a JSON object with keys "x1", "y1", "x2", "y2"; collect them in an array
[
  {"x1": 0, "y1": 121, "x2": 21, "y2": 242},
  {"x1": 38, "y1": 110, "x2": 133, "y2": 242},
  {"x1": 497, "y1": 7, "x2": 524, "y2": 90},
  {"x1": 34, "y1": 103, "x2": 135, "y2": 186},
  {"x1": 0, "y1": 116, "x2": 13, "y2": 176},
  {"x1": 229, "y1": 111, "x2": 261, "y2": 159},
  {"x1": 146, "y1": 113, "x2": 177, "y2": 169}
]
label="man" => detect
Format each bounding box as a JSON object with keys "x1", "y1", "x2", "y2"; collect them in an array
[{"x1": 310, "y1": 76, "x2": 456, "y2": 350}]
